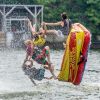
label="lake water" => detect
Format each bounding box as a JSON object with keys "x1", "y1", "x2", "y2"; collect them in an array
[{"x1": 0, "y1": 49, "x2": 100, "y2": 100}]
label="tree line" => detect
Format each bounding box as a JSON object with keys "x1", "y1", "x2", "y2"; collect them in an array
[{"x1": 0, "y1": 0, "x2": 100, "y2": 42}]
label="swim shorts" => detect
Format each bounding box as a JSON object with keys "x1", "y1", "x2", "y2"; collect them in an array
[{"x1": 32, "y1": 47, "x2": 49, "y2": 65}]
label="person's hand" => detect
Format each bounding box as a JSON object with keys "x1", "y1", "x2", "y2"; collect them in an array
[
  {"x1": 63, "y1": 42, "x2": 66, "y2": 49},
  {"x1": 27, "y1": 18, "x2": 30, "y2": 22},
  {"x1": 41, "y1": 22, "x2": 45, "y2": 26},
  {"x1": 24, "y1": 59, "x2": 27, "y2": 63},
  {"x1": 27, "y1": 19, "x2": 31, "y2": 24},
  {"x1": 74, "y1": 23, "x2": 80, "y2": 26}
]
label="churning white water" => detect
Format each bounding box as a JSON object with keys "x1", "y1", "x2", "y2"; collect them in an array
[{"x1": 0, "y1": 49, "x2": 100, "y2": 100}]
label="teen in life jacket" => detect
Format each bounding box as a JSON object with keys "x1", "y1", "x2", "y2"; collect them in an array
[{"x1": 28, "y1": 19, "x2": 46, "y2": 47}]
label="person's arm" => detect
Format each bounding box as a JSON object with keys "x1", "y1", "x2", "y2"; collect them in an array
[
  {"x1": 25, "y1": 53, "x2": 29, "y2": 60},
  {"x1": 63, "y1": 42, "x2": 66, "y2": 49},
  {"x1": 75, "y1": 23, "x2": 89, "y2": 32},
  {"x1": 41, "y1": 23, "x2": 47, "y2": 36},
  {"x1": 26, "y1": 44, "x2": 34, "y2": 60},
  {"x1": 25, "y1": 52, "x2": 32, "y2": 60},
  {"x1": 29, "y1": 46, "x2": 34, "y2": 60},
  {"x1": 28, "y1": 19, "x2": 36, "y2": 35},
  {"x1": 44, "y1": 21, "x2": 62, "y2": 26}
]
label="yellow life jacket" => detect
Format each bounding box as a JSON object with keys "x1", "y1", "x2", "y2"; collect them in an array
[{"x1": 33, "y1": 35, "x2": 46, "y2": 47}]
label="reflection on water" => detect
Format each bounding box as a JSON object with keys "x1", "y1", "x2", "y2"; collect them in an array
[{"x1": 0, "y1": 49, "x2": 100, "y2": 100}]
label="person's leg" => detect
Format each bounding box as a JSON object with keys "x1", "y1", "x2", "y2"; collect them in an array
[
  {"x1": 43, "y1": 64, "x2": 56, "y2": 79},
  {"x1": 44, "y1": 46, "x2": 51, "y2": 63},
  {"x1": 29, "y1": 76, "x2": 37, "y2": 85},
  {"x1": 48, "y1": 63, "x2": 57, "y2": 79},
  {"x1": 46, "y1": 30, "x2": 58, "y2": 35},
  {"x1": 43, "y1": 46, "x2": 57, "y2": 79},
  {"x1": 35, "y1": 46, "x2": 57, "y2": 79},
  {"x1": 41, "y1": 22, "x2": 58, "y2": 35}
]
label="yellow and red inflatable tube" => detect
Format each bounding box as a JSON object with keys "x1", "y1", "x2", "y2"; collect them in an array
[{"x1": 58, "y1": 25, "x2": 91, "y2": 85}]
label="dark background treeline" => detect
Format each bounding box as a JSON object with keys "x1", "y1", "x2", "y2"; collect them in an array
[{"x1": 0, "y1": 0, "x2": 100, "y2": 43}]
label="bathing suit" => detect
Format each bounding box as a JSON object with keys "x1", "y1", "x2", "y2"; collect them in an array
[
  {"x1": 33, "y1": 34, "x2": 46, "y2": 47},
  {"x1": 32, "y1": 47, "x2": 49, "y2": 65},
  {"x1": 60, "y1": 19, "x2": 71, "y2": 35}
]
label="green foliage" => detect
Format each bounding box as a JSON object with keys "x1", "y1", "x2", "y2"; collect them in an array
[
  {"x1": 0, "y1": 0, "x2": 36, "y2": 4},
  {"x1": 85, "y1": 0, "x2": 100, "y2": 42},
  {"x1": 0, "y1": 0, "x2": 100, "y2": 42}
]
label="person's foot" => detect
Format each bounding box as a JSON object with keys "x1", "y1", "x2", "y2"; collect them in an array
[
  {"x1": 44, "y1": 76, "x2": 57, "y2": 80},
  {"x1": 44, "y1": 76, "x2": 53, "y2": 80},
  {"x1": 53, "y1": 75, "x2": 58, "y2": 80}
]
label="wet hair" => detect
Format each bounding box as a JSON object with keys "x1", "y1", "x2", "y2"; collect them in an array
[
  {"x1": 61, "y1": 12, "x2": 68, "y2": 20},
  {"x1": 34, "y1": 34, "x2": 39, "y2": 41},
  {"x1": 69, "y1": 20, "x2": 72, "y2": 29},
  {"x1": 24, "y1": 39, "x2": 32, "y2": 45}
]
